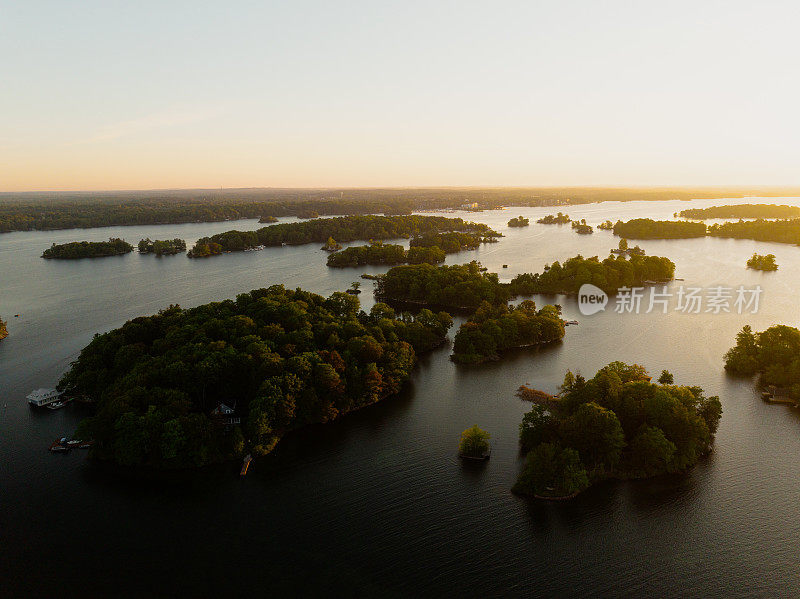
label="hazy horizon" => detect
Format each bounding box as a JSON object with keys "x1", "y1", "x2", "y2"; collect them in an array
[{"x1": 3, "y1": 1, "x2": 799, "y2": 191}]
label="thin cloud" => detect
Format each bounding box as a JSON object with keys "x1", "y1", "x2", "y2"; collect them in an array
[{"x1": 76, "y1": 105, "x2": 226, "y2": 144}]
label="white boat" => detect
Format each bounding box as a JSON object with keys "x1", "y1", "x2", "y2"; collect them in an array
[{"x1": 27, "y1": 388, "x2": 62, "y2": 407}]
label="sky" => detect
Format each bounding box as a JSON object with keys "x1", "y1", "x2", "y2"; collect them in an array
[{"x1": 1, "y1": 0, "x2": 799, "y2": 191}]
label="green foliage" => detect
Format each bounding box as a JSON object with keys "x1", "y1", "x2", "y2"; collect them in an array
[
  {"x1": 515, "y1": 362, "x2": 721, "y2": 496},
  {"x1": 409, "y1": 230, "x2": 496, "y2": 252},
  {"x1": 571, "y1": 219, "x2": 593, "y2": 234},
  {"x1": 508, "y1": 216, "x2": 530, "y2": 227},
  {"x1": 41, "y1": 238, "x2": 133, "y2": 259},
  {"x1": 708, "y1": 219, "x2": 800, "y2": 245},
  {"x1": 746, "y1": 253, "x2": 778, "y2": 271},
  {"x1": 725, "y1": 325, "x2": 800, "y2": 398},
  {"x1": 618, "y1": 238, "x2": 628, "y2": 251},
  {"x1": 679, "y1": 204, "x2": 800, "y2": 220},
  {"x1": 509, "y1": 254, "x2": 675, "y2": 295},
  {"x1": 597, "y1": 220, "x2": 614, "y2": 230},
  {"x1": 613, "y1": 218, "x2": 706, "y2": 239},
  {"x1": 658, "y1": 370, "x2": 674, "y2": 385},
  {"x1": 512, "y1": 443, "x2": 589, "y2": 497},
  {"x1": 0, "y1": 317, "x2": 7, "y2": 341},
  {"x1": 138, "y1": 238, "x2": 186, "y2": 256},
  {"x1": 187, "y1": 215, "x2": 499, "y2": 257},
  {"x1": 458, "y1": 425, "x2": 491, "y2": 457},
  {"x1": 57, "y1": 286, "x2": 452, "y2": 468},
  {"x1": 377, "y1": 261, "x2": 509, "y2": 311},
  {"x1": 451, "y1": 300, "x2": 565, "y2": 364},
  {"x1": 537, "y1": 212, "x2": 571, "y2": 224}
]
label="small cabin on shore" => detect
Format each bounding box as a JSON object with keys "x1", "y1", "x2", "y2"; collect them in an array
[{"x1": 211, "y1": 402, "x2": 241, "y2": 426}]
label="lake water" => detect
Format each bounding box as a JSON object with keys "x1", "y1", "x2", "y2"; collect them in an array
[{"x1": 2, "y1": 198, "x2": 800, "y2": 597}]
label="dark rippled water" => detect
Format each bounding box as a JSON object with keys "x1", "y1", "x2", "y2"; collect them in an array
[{"x1": 2, "y1": 199, "x2": 800, "y2": 597}]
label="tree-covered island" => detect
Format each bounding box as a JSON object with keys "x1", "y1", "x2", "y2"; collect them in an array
[
  {"x1": 513, "y1": 362, "x2": 721, "y2": 499},
  {"x1": 138, "y1": 238, "x2": 187, "y2": 256},
  {"x1": 707, "y1": 219, "x2": 800, "y2": 245},
  {"x1": 58, "y1": 286, "x2": 453, "y2": 468},
  {"x1": 746, "y1": 253, "x2": 778, "y2": 271},
  {"x1": 376, "y1": 261, "x2": 510, "y2": 312},
  {"x1": 42, "y1": 238, "x2": 134, "y2": 259},
  {"x1": 612, "y1": 219, "x2": 706, "y2": 239},
  {"x1": 509, "y1": 254, "x2": 675, "y2": 295},
  {"x1": 327, "y1": 242, "x2": 446, "y2": 267},
  {"x1": 571, "y1": 219, "x2": 593, "y2": 234},
  {"x1": 508, "y1": 216, "x2": 530, "y2": 227},
  {"x1": 537, "y1": 212, "x2": 571, "y2": 225},
  {"x1": 724, "y1": 325, "x2": 800, "y2": 400},
  {"x1": 451, "y1": 301, "x2": 565, "y2": 364},
  {"x1": 187, "y1": 215, "x2": 499, "y2": 258},
  {"x1": 0, "y1": 317, "x2": 7, "y2": 341}
]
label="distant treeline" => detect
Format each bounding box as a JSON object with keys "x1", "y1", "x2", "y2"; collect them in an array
[
  {"x1": 138, "y1": 238, "x2": 186, "y2": 256},
  {"x1": 4, "y1": 187, "x2": 799, "y2": 233},
  {"x1": 42, "y1": 238, "x2": 133, "y2": 259},
  {"x1": 707, "y1": 219, "x2": 800, "y2": 245},
  {"x1": 679, "y1": 204, "x2": 800, "y2": 220},
  {"x1": 188, "y1": 215, "x2": 498, "y2": 258}
]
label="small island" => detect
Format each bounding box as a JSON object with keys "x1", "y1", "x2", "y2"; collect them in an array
[
  {"x1": 512, "y1": 362, "x2": 721, "y2": 499},
  {"x1": 571, "y1": 219, "x2": 593, "y2": 234},
  {"x1": 613, "y1": 218, "x2": 706, "y2": 239},
  {"x1": 42, "y1": 238, "x2": 134, "y2": 259},
  {"x1": 138, "y1": 238, "x2": 186, "y2": 256},
  {"x1": 746, "y1": 253, "x2": 778, "y2": 271},
  {"x1": 58, "y1": 286, "x2": 453, "y2": 468},
  {"x1": 297, "y1": 209, "x2": 320, "y2": 219},
  {"x1": 376, "y1": 261, "x2": 509, "y2": 312},
  {"x1": 537, "y1": 212, "x2": 571, "y2": 225},
  {"x1": 610, "y1": 238, "x2": 645, "y2": 256},
  {"x1": 321, "y1": 237, "x2": 342, "y2": 251},
  {"x1": 458, "y1": 425, "x2": 491, "y2": 460},
  {"x1": 258, "y1": 215, "x2": 279, "y2": 223},
  {"x1": 679, "y1": 204, "x2": 800, "y2": 220},
  {"x1": 0, "y1": 317, "x2": 7, "y2": 341},
  {"x1": 508, "y1": 216, "x2": 530, "y2": 227},
  {"x1": 451, "y1": 301, "x2": 565, "y2": 364},
  {"x1": 327, "y1": 242, "x2": 446, "y2": 267},
  {"x1": 597, "y1": 220, "x2": 614, "y2": 230},
  {"x1": 724, "y1": 325, "x2": 800, "y2": 403}
]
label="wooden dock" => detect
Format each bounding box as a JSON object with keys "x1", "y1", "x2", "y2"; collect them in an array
[{"x1": 240, "y1": 454, "x2": 253, "y2": 477}]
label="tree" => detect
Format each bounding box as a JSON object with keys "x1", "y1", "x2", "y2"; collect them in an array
[
  {"x1": 618, "y1": 238, "x2": 629, "y2": 251},
  {"x1": 561, "y1": 402, "x2": 626, "y2": 470},
  {"x1": 458, "y1": 425, "x2": 490, "y2": 457},
  {"x1": 561, "y1": 370, "x2": 576, "y2": 393},
  {"x1": 658, "y1": 370, "x2": 674, "y2": 385},
  {"x1": 628, "y1": 426, "x2": 677, "y2": 477},
  {"x1": 513, "y1": 443, "x2": 589, "y2": 497}
]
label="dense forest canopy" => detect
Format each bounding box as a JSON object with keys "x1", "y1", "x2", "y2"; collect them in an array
[
  {"x1": 59, "y1": 286, "x2": 453, "y2": 468},
  {"x1": 724, "y1": 325, "x2": 800, "y2": 399},
  {"x1": 509, "y1": 254, "x2": 675, "y2": 295},
  {"x1": 3, "y1": 186, "x2": 798, "y2": 233},
  {"x1": 679, "y1": 204, "x2": 800, "y2": 220},
  {"x1": 376, "y1": 262, "x2": 510, "y2": 311},
  {"x1": 513, "y1": 362, "x2": 721, "y2": 498},
  {"x1": 746, "y1": 253, "x2": 778, "y2": 271},
  {"x1": 451, "y1": 301, "x2": 565, "y2": 364},
  {"x1": 41, "y1": 238, "x2": 133, "y2": 259},
  {"x1": 187, "y1": 215, "x2": 499, "y2": 257},
  {"x1": 138, "y1": 238, "x2": 186, "y2": 256},
  {"x1": 612, "y1": 219, "x2": 706, "y2": 239},
  {"x1": 408, "y1": 230, "x2": 497, "y2": 252}
]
